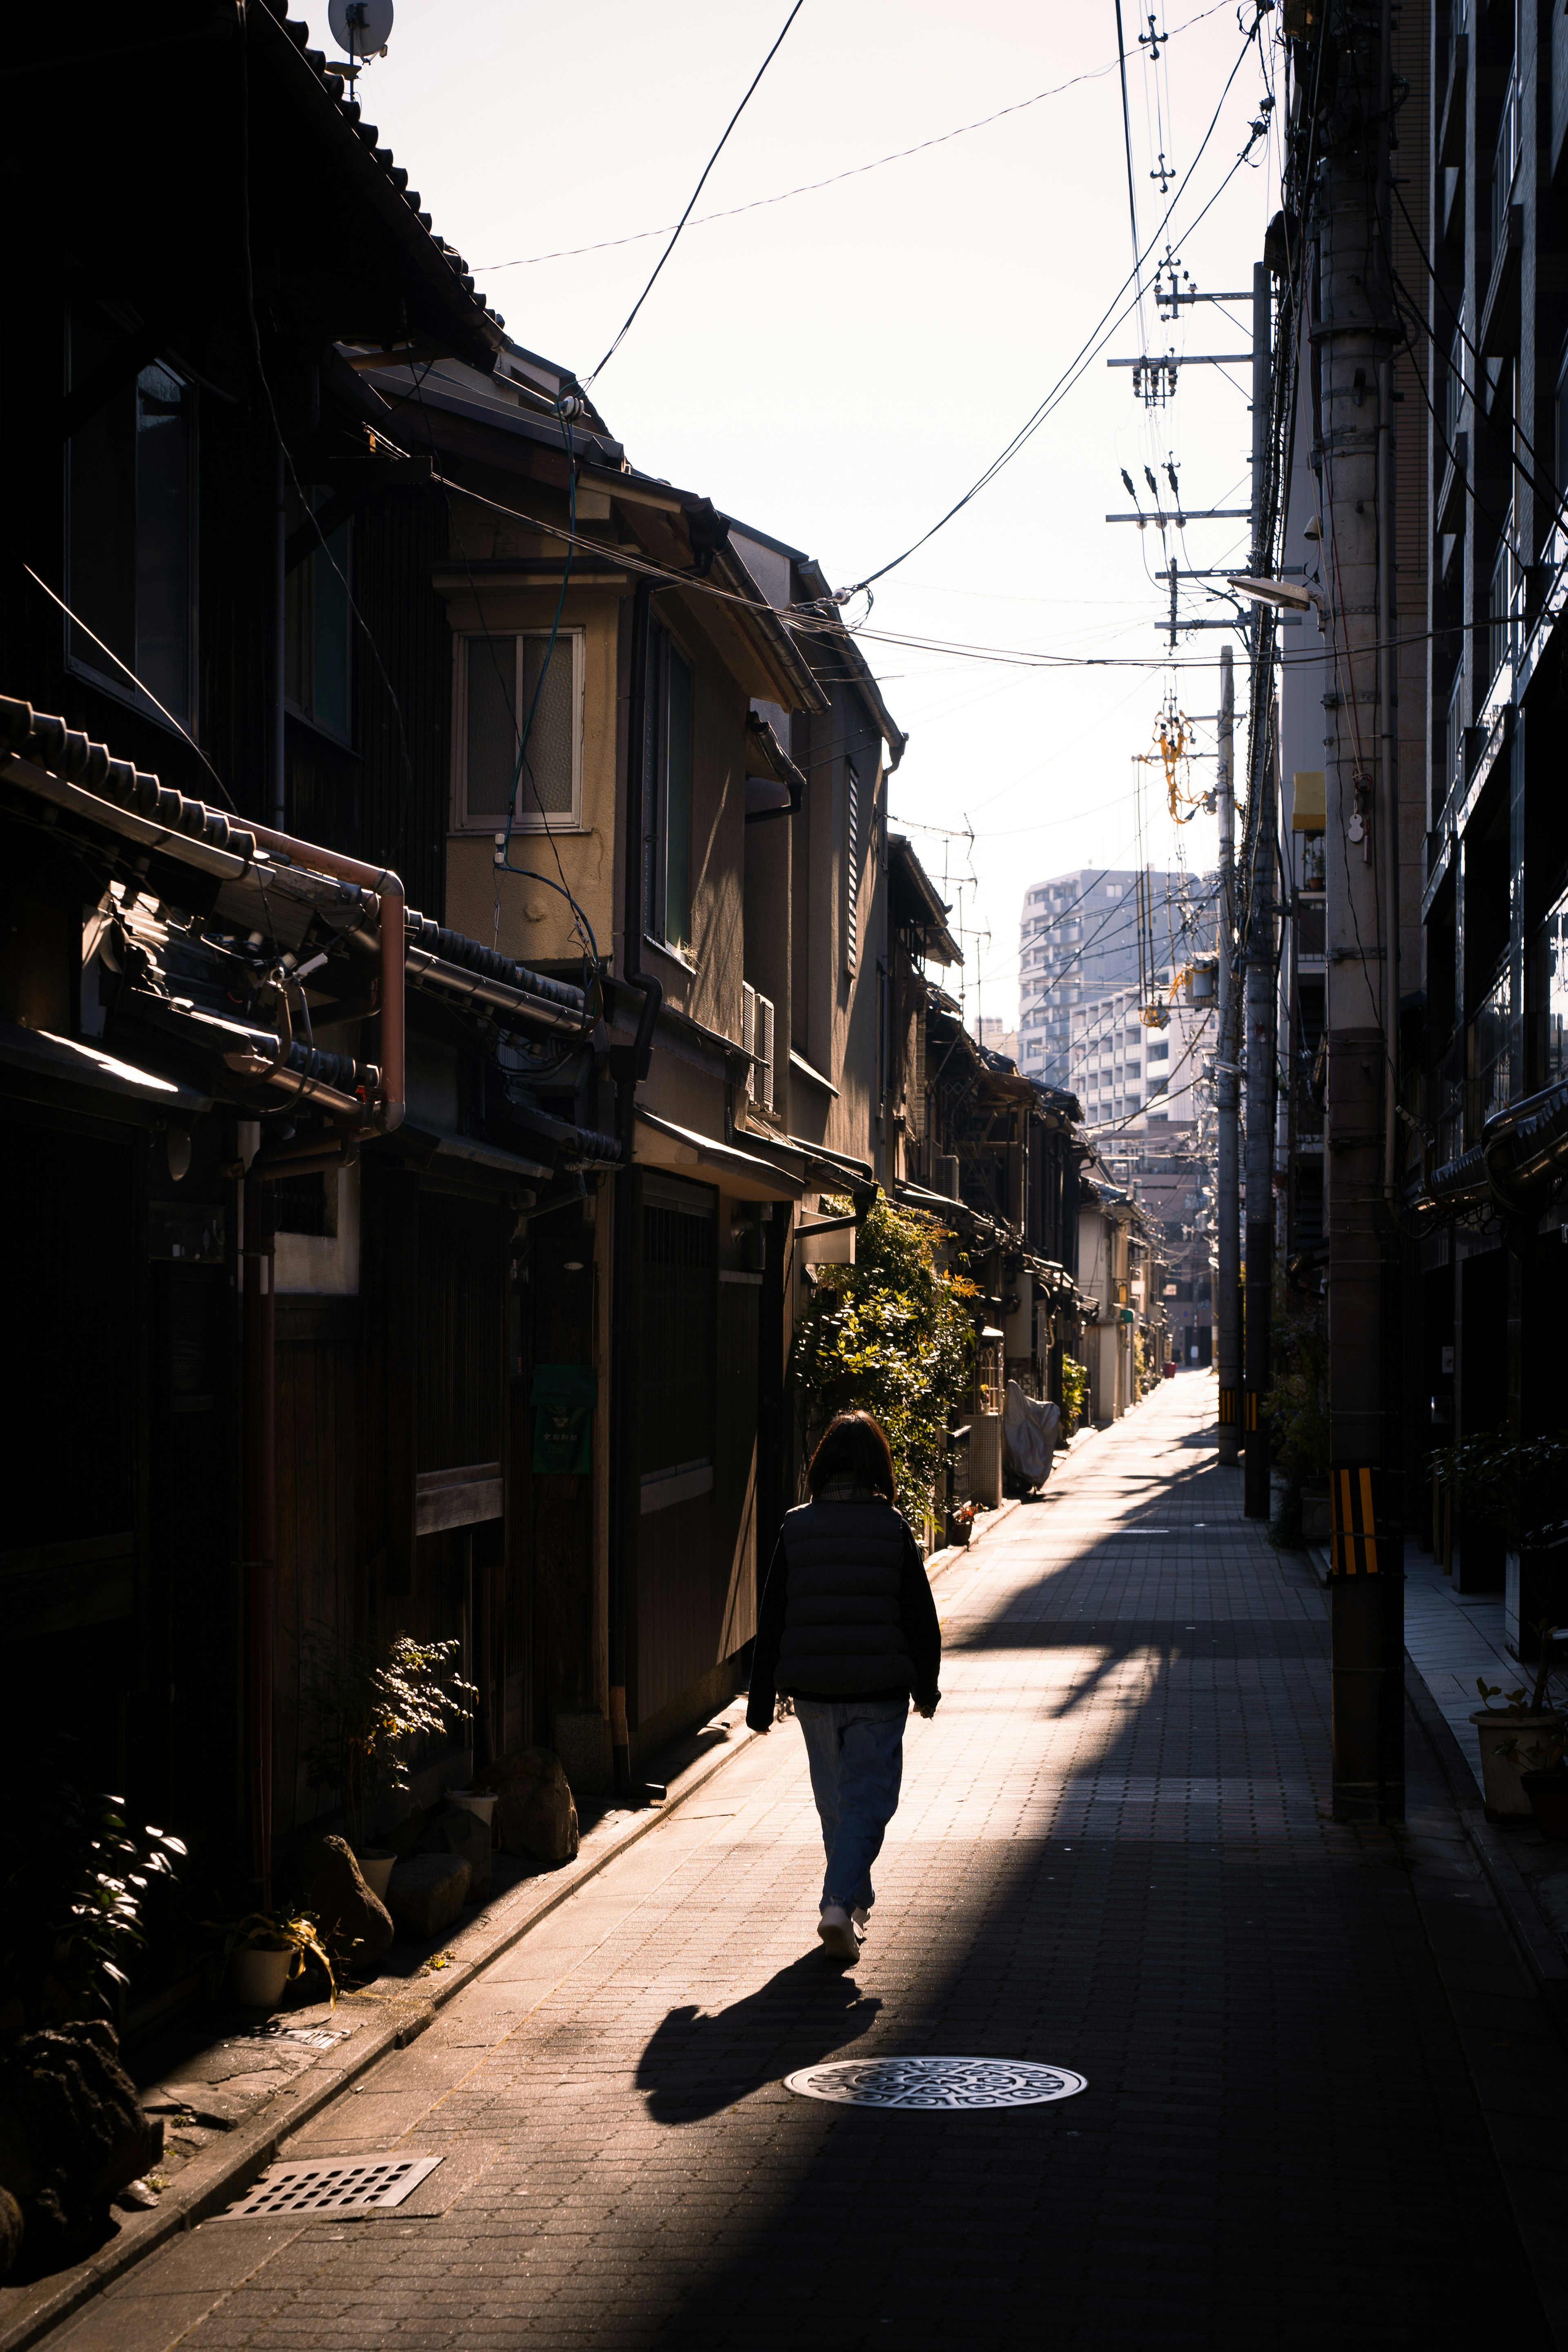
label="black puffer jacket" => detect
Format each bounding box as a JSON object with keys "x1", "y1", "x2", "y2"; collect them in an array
[{"x1": 746, "y1": 1496, "x2": 941, "y2": 1730}]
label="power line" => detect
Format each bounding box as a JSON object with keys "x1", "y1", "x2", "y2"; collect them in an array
[
  {"x1": 583, "y1": 0, "x2": 806, "y2": 388},
  {"x1": 473, "y1": 1, "x2": 1232, "y2": 274}
]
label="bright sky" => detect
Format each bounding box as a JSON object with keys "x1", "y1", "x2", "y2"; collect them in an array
[{"x1": 296, "y1": 0, "x2": 1284, "y2": 1029}]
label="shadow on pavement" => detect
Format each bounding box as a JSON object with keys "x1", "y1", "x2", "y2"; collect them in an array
[{"x1": 637, "y1": 1952, "x2": 882, "y2": 2124}]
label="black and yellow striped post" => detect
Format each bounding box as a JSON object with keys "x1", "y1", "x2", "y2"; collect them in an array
[
  {"x1": 1329, "y1": 1461, "x2": 1404, "y2": 1821},
  {"x1": 1217, "y1": 1387, "x2": 1238, "y2": 1432}
]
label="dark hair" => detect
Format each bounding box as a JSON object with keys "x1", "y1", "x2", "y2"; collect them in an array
[{"x1": 807, "y1": 1410, "x2": 897, "y2": 1503}]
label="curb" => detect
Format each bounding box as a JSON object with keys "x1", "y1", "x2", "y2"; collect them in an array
[{"x1": 0, "y1": 1719, "x2": 757, "y2": 2352}]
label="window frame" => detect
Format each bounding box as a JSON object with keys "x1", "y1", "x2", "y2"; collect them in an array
[
  {"x1": 643, "y1": 623, "x2": 696, "y2": 956},
  {"x1": 450, "y1": 626, "x2": 586, "y2": 836},
  {"x1": 284, "y1": 493, "x2": 353, "y2": 746},
  {"x1": 64, "y1": 311, "x2": 198, "y2": 733}
]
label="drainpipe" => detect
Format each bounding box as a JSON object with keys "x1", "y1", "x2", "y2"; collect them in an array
[
  {"x1": 1377, "y1": 355, "x2": 1400, "y2": 1206},
  {"x1": 244, "y1": 822, "x2": 405, "y2": 1134},
  {"x1": 608, "y1": 578, "x2": 662, "y2": 1799},
  {"x1": 271, "y1": 441, "x2": 287, "y2": 831},
  {"x1": 242, "y1": 1168, "x2": 276, "y2": 1906}
]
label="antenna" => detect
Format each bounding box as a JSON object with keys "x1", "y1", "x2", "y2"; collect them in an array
[{"x1": 328, "y1": 0, "x2": 394, "y2": 88}]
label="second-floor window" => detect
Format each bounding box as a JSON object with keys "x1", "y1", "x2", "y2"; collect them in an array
[
  {"x1": 452, "y1": 628, "x2": 584, "y2": 834},
  {"x1": 67, "y1": 310, "x2": 194, "y2": 727},
  {"x1": 285, "y1": 493, "x2": 350, "y2": 741},
  {"x1": 644, "y1": 626, "x2": 693, "y2": 952}
]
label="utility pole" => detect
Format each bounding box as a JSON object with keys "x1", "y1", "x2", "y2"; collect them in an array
[
  {"x1": 1214, "y1": 642, "x2": 1241, "y2": 1467},
  {"x1": 1320, "y1": 0, "x2": 1403, "y2": 1821},
  {"x1": 1242, "y1": 259, "x2": 1276, "y2": 1522}
]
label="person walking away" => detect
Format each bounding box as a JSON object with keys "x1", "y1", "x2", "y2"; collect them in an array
[{"x1": 747, "y1": 1410, "x2": 941, "y2": 1960}]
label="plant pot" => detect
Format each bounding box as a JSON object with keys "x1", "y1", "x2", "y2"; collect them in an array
[
  {"x1": 445, "y1": 1792, "x2": 496, "y2": 1833},
  {"x1": 227, "y1": 1944, "x2": 292, "y2": 2010},
  {"x1": 1470, "y1": 1712, "x2": 1563, "y2": 1821},
  {"x1": 1523, "y1": 1772, "x2": 1568, "y2": 1841},
  {"x1": 354, "y1": 1850, "x2": 396, "y2": 1900}
]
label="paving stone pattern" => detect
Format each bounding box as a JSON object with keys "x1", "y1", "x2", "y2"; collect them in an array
[{"x1": 48, "y1": 1378, "x2": 1552, "y2": 2350}]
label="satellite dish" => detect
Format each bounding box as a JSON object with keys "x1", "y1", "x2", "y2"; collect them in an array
[{"x1": 328, "y1": 0, "x2": 394, "y2": 65}]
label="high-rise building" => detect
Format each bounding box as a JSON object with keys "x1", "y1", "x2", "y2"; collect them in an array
[{"x1": 1016, "y1": 868, "x2": 1198, "y2": 1086}]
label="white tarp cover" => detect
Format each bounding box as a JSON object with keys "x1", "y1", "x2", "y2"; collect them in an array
[{"x1": 1003, "y1": 1380, "x2": 1060, "y2": 1489}]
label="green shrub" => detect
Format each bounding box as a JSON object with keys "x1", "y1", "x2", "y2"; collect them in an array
[
  {"x1": 792, "y1": 1188, "x2": 976, "y2": 1512},
  {"x1": 1059, "y1": 1355, "x2": 1090, "y2": 1436}
]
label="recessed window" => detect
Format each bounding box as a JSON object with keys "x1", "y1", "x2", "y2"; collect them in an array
[
  {"x1": 452, "y1": 629, "x2": 584, "y2": 833},
  {"x1": 67, "y1": 310, "x2": 194, "y2": 725},
  {"x1": 285, "y1": 492, "x2": 351, "y2": 740},
  {"x1": 644, "y1": 626, "x2": 694, "y2": 952}
]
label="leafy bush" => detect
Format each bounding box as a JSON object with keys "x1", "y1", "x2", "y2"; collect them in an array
[
  {"x1": 1059, "y1": 1355, "x2": 1090, "y2": 1437},
  {"x1": 0, "y1": 1772, "x2": 185, "y2": 2034},
  {"x1": 1429, "y1": 1432, "x2": 1568, "y2": 1552},
  {"x1": 792, "y1": 1188, "x2": 976, "y2": 1514},
  {"x1": 303, "y1": 1632, "x2": 477, "y2": 1848}
]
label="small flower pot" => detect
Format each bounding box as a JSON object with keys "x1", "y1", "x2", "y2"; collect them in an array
[
  {"x1": 354, "y1": 1850, "x2": 396, "y2": 1900},
  {"x1": 227, "y1": 1944, "x2": 292, "y2": 2010},
  {"x1": 1522, "y1": 1772, "x2": 1568, "y2": 1841},
  {"x1": 1470, "y1": 1712, "x2": 1563, "y2": 1822},
  {"x1": 445, "y1": 1792, "x2": 496, "y2": 1835}
]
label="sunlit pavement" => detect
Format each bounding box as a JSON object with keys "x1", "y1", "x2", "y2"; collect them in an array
[{"x1": 49, "y1": 1375, "x2": 1560, "y2": 2350}]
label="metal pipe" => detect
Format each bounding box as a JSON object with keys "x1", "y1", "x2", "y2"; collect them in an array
[
  {"x1": 1215, "y1": 643, "x2": 1242, "y2": 1465},
  {"x1": 242, "y1": 1170, "x2": 276, "y2": 1907},
  {"x1": 245, "y1": 822, "x2": 405, "y2": 1133},
  {"x1": 1377, "y1": 354, "x2": 1400, "y2": 1203},
  {"x1": 402, "y1": 942, "x2": 586, "y2": 1037},
  {"x1": 1243, "y1": 698, "x2": 1278, "y2": 1520}
]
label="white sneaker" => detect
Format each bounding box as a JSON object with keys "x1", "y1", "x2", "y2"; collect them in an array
[
  {"x1": 851, "y1": 1906, "x2": 870, "y2": 1937},
  {"x1": 817, "y1": 1904, "x2": 860, "y2": 1960}
]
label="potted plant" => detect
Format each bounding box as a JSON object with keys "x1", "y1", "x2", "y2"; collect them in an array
[
  {"x1": 210, "y1": 1911, "x2": 336, "y2": 2010},
  {"x1": 1470, "y1": 1625, "x2": 1565, "y2": 1822},
  {"x1": 301, "y1": 1629, "x2": 478, "y2": 1871}
]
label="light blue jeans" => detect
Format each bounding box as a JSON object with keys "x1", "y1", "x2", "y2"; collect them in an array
[{"x1": 795, "y1": 1697, "x2": 908, "y2": 1914}]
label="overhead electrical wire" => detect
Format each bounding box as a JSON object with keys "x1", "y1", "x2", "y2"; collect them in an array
[
  {"x1": 473, "y1": 0, "x2": 1233, "y2": 274},
  {"x1": 832, "y1": 9, "x2": 1267, "y2": 603},
  {"x1": 582, "y1": 0, "x2": 806, "y2": 388}
]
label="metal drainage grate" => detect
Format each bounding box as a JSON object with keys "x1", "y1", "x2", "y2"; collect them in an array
[
  {"x1": 220, "y1": 2154, "x2": 443, "y2": 2218},
  {"x1": 783, "y1": 2056, "x2": 1087, "y2": 2110}
]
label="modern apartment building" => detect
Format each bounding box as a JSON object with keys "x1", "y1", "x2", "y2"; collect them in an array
[{"x1": 1015, "y1": 867, "x2": 1198, "y2": 1085}]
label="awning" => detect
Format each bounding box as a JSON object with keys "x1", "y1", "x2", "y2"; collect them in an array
[
  {"x1": 635, "y1": 1106, "x2": 802, "y2": 1200},
  {"x1": 0, "y1": 1017, "x2": 209, "y2": 1113},
  {"x1": 399, "y1": 1122, "x2": 553, "y2": 1187}
]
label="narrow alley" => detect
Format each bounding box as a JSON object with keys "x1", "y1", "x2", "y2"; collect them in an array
[{"x1": 44, "y1": 1378, "x2": 1568, "y2": 2352}]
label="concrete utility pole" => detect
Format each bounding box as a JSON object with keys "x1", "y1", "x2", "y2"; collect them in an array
[
  {"x1": 1242, "y1": 699, "x2": 1277, "y2": 1521},
  {"x1": 1320, "y1": 0, "x2": 1403, "y2": 1820},
  {"x1": 1214, "y1": 643, "x2": 1241, "y2": 1467},
  {"x1": 1242, "y1": 261, "x2": 1276, "y2": 1521}
]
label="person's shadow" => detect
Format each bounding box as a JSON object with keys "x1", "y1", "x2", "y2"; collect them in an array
[{"x1": 636, "y1": 1951, "x2": 882, "y2": 2123}]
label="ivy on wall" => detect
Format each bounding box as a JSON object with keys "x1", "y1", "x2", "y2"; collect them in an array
[{"x1": 792, "y1": 1188, "x2": 976, "y2": 1513}]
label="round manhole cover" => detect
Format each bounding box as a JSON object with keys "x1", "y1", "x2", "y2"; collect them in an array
[{"x1": 782, "y1": 2056, "x2": 1087, "y2": 2109}]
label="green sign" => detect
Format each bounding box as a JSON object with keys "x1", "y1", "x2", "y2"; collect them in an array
[{"x1": 531, "y1": 1363, "x2": 597, "y2": 1475}]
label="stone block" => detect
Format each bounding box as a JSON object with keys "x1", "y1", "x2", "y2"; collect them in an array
[
  {"x1": 477, "y1": 1748, "x2": 580, "y2": 1866},
  {"x1": 423, "y1": 1806, "x2": 492, "y2": 1902},
  {"x1": 385, "y1": 1852, "x2": 471, "y2": 1941},
  {"x1": 298, "y1": 1833, "x2": 394, "y2": 1967}
]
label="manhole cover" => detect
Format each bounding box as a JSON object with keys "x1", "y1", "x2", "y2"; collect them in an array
[
  {"x1": 220, "y1": 2154, "x2": 442, "y2": 2217},
  {"x1": 783, "y1": 2057, "x2": 1087, "y2": 2109}
]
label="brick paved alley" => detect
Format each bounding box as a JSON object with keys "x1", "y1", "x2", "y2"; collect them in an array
[{"x1": 46, "y1": 1378, "x2": 1567, "y2": 2351}]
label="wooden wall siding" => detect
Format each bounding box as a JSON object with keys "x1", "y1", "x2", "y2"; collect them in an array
[
  {"x1": 512, "y1": 1208, "x2": 596, "y2": 1749},
  {"x1": 352, "y1": 490, "x2": 452, "y2": 919},
  {"x1": 637, "y1": 1182, "x2": 716, "y2": 1475},
  {"x1": 272, "y1": 1298, "x2": 361, "y2": 1835},
  {"x1": 1, "y1": 1108, "x2": 144, "y2": 1801},
  {"x1": 634, "y1": 1492, "x2": 718, "y2": 1728},
  {"x1": 148, "y1": 1262, "x2": 238, "y2": 1848},
  {"x1": 417, "y1": 1190, "x2": 504, "y2": 1472},
  {"x1": 4, "y1": 1112, "x2": 139, "y2": 1553},
  {"x1": 714, "y1": 1280, "x2": 760, "y2": 1661}
]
